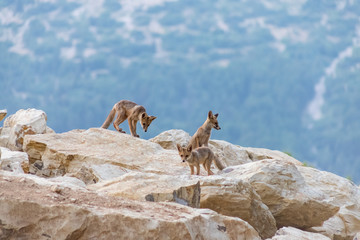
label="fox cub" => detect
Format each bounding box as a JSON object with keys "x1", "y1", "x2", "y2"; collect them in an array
[
  {"x1": 177, "y1": 144, "x2": 225, "y2": 175},
  {"x1": 101, "y1": 100, "x2": 156, "y2": 138},
  {"x1": 188, "y1": 111, "x2": 221, "y2": 150}
]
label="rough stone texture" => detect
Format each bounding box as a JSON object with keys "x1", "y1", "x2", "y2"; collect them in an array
[
  {"x1": 90, "y1": 172, "x2": 276, "y2": 239},
  {"x1": 0, "y1": 147, "x2": 29, "y2": 173},
  {"x1": 0, "y1": 109, "x2": 7, "y2": 122},
  {"x1": 66, "y1": 165, "x2": 100, "y2": 185},
  {"x1": 208, "y1": 140, "x2": 252, "y2": 166},
  {"x1": 0, "y1": 109, "x2": 50, "y2": 151},
  {"x1": 223, "y1": 160, "x2": 339, "y2": 229},
  {"x1": 23, "y1": 128, "x2": 199, "y2": 177},
  {"x1": 240, "y1": 146, "x2": 302, "y2": 165},
  {"x1": 150, "y1": 129, "x2": 191, "y2": 150},
  {"x1": 0, "y1": 171, "x2": 261, "y2": 240},
  {"x1": 269, "y1": 227, "x2": 331, "y2": 240},
  {"x1": 200, "y1": 176, "x2": 277, "y2": 239},
  {"x1": 300, "y1": 166, "x2": 360, "y2": 240},
  {"x1": 4, "y1": 119, "x2": 360, "y2": 240},
  {"x1": 89, "y1": 172, "x2": 201, "y2": 208}
]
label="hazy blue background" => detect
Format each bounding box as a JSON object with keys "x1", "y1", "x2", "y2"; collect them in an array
[{"x1": 1, "y1": 0, "x2": 360, "y2": 183}]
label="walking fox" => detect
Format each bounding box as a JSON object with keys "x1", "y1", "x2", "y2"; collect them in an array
[
  {"x1": 177, "y1": 144, "x2": 225, "y2": 175},
  {"x1": 101, "y1": 100, "x2": 156, "y2": 138},
  {"x1": 188, "y1": 111, "x2": 220, "y2": 150}
]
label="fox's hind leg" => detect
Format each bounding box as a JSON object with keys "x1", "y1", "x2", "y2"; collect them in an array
[
  {"x1": 113, "y1": 110, "x2": 127, "y2": 133},
  {"x1": 195, "y1": 165, "x2": 201, "y2": 175},
  {"x1": 205, "y1": 161, "x2": 214, "y2": 175}
]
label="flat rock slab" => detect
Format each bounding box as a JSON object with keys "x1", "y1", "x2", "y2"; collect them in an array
[{"x1": 23, "y1": 128, "x2": 191, "y2": 177}]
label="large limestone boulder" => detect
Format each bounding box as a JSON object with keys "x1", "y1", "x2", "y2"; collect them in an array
[
  {"x1": 200, "y1": 176, "x2": 277, "y2": 239},
  {"x1": 0, "y1": 109, "x2": 6, "y2": 122},
  {"x1": 208, "y1": 139, "x2": 252, "y2": 166},
  {"x1": 269, "y1": 227, "x2": 331, "y2": 240},
  {"x1": 90, "y1": 172, "x2": 277, "y2": 239},
  {"x1": 300, "y1": 166, "x2": 360, "y2": 240},
  {"x1": 0, "y1": 147, "x2": 29, "y2": 173},
  {"x1": 240, "y1": 146, "x2": 302, "y2": 165},
  {"x1": 23, "y1": 128, "x2": 191, "y2": 178},
  {"x1": 0, "y1": 171, "x2": 261, "y2": 240},
  {"x1": 0, "y1": 109, "x2": 54, "y2": 151},
  {"x1": 223, "y1": 159, "x2": 340, "y2": 229},
  {"x1": 150, "y1": 129, "x2": 191, "y2": 150}
]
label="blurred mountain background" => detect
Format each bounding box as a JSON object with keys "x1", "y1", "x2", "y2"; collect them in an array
[{"x1": 1, "y1": 0, "x2": 360, "y2": 182}]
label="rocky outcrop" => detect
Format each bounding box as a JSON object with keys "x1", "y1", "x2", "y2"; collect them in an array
[
  {"x1": 0, "y1": 171, "x2": 261, "y2": 240},
  {"x1": 223, "y1": 160, "x2": 340, "y2": 229},
  {"x1": 3, "y1": 110, "x2": 360, "y2": 240},
  {"x1": 0, "y1": 109, "x2": 54, "y2": 151}
]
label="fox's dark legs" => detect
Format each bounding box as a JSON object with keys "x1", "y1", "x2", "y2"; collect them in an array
[{"x1": 113, "y1": 111, "x2": 127, "y2": 133}]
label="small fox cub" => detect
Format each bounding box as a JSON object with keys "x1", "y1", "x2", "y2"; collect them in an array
[
  {"x1": 188, "y1": 111, "x2": 220, "y2": 150},
  {"x1": 101, "y1": 100, "x2": 156, "y2": 138},
  {"x1": 177, "y1": 144, "x2": 225, "y2": 175}
]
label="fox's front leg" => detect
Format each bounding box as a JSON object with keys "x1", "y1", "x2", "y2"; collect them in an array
[
  {"x1": 195, "y1": 137, "x2": 201, "y2": 148},
  {"x1": 129, "y1": 120, "x2": 139, "y2": 137},
  {"x1": 189, "y1": 165, "x2": 195, "y2": 175}
]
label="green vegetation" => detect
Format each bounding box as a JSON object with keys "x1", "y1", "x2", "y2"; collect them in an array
[{"x1": 1, "y1": 0, "x2": 360, "y2": 183}]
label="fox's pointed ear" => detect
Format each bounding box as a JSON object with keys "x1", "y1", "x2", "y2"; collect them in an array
[
  {"x1": 142, "y1": 113, "x2": 147, "y2": 119},
  {"x1": 214, "y1": 113, "x2": 219, "y2": 118},
  {"x1": 149, "y1": 116, "x2": 156, "y2": 122},
  {"x1": 187, "y1": 145, "x2": 192, "y2": 152},
  {"x1": 208, "y1": 111, "x2": 213, "y2": 118},
  {"x1": 176, "y1": 144, "x2": 181, "y2": 152}
]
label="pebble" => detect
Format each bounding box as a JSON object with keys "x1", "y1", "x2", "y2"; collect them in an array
[{"x1": 51, "y1": 185, "x2": 63, "y2": 194}]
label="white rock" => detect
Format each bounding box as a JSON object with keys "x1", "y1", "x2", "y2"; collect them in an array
[
  {"x1": 149, "y1": 129, "x2": 191, "y2": 150},
  {"x1": 0, "y1": 109, "x2": 49, "y2": 151},
  {"x1": 0, "y1": 147, "x2": 29, "y2": 173}
]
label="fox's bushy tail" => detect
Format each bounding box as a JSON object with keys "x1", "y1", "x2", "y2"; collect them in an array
[
  {"x1": 214, "y1": 156, "x2": 226, "y2": 170},
  {"x1": 101, "y1": 108, "x2": 116, "y2": 129}
]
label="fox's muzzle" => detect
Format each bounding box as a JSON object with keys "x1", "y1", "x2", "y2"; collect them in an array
[{"x1": 182, "y1": 160, "x2": 185, "y2": 163}]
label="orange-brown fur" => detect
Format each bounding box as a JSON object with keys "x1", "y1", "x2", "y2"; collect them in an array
[
  {"x1": 101, "y1": 100, "x2": 156, "y2": 138},
  {"x1": 177, "y1": 144, "x2": 225, "y2": 175},
  {"x1": 188, "y1": 111, "x2": 220, "y2": 150}
]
